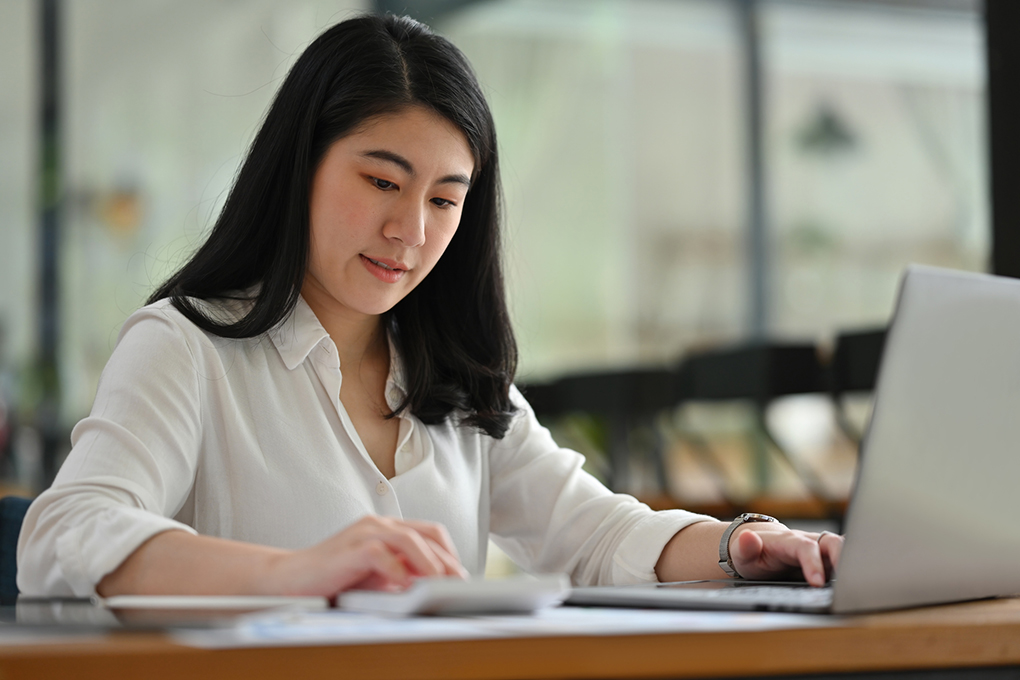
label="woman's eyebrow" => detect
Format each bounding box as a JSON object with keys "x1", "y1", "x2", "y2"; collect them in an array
[
  {"x1": 439, "y1": 173, "x2": 471, "y2": 189},
  {"x1": 363, "y1": 149, "x2": 414, "y2": 175},
  {"x1": 361, "y1": 149, "x2": 471, "y2": 189}
]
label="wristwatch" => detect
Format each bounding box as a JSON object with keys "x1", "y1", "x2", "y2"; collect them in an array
[{"x1": 718, "y1": 512, "x2": 778, "y2": 578}]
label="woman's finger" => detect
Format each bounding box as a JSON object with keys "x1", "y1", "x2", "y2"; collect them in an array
[
  {"x1": 729, "y1": 525, "x2": 845, "y2": 586},
  {"x1": 817, "y1": 531, "x2": 844, "y2": 576},
  {"x1": 732, "y1": 529, "x2": 821, "y2": 585},
  {"x1": 280, "y1": 516, "x2": 467, "y2": 597},
  {"x1": 761, "y1": 531, "x2": 824, "y2": 586},
  {"x1": 368, "y1": 525, "x2": 450, "y2": 578},
  {"x1": 730, "y1": 528, "x2": 773, "y2": 580},
  {"x1": 423, "y1": 537, "x2": 468, "y2": 578},
  {"x1": 360, "y1": 540, "x2": 415, "y2": 585},
  {"x1": 791, "y1": 535, "x2": 826, "y2": 586},
  {"x1": 402, "y1": 520, "x2": 462, "y2": 562},
  {"x1": 363, "y1": 518, "x2": 466, "y2": 578},
  {"x1": 327, "y1": 539, "x2": 414, "y2": 593}
]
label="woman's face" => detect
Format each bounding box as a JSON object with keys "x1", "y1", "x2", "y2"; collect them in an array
[{"x1": 303, "y1": 105, "x2": 474, "y2": 322}]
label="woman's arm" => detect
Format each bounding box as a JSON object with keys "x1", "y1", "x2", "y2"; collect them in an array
[
  {"x1": 98, "y1": 515, "x2": 466, "y2": 597},
  {"x1": 21, "y1": 306, "x2": 466, "y2": 598},
  {"x1": 487, "y1": 389, "x2": 843, "y2": 588},
  {"x1": 655, "y1": 520, "x2": 844, "y2": 586},
  {"x1": 18, "y1": 307, "x2": 210, "y2": 596},
  {"x1": 487, "y1": 389, "x2": 720, "y2": 586}
]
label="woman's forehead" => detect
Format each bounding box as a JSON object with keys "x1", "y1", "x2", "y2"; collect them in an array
[{"x1": 330, "y1": 106, "x2": 475, "y2": 176}]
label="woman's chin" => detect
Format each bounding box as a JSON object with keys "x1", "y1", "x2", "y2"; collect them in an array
[
  {"x1": 353, "y1": 294, "x2": 405, "y2": 317},
  {"x1": 303, "y1": 279, "x2": 407, "y2": 319}
]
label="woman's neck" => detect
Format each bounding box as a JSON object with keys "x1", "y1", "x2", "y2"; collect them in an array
[
  {"x1": 300, "y1": 281, "x2": 387, "y2": 369},
  {"x1": 331, "y1": 316, "x2": 387, "y2": 370}
]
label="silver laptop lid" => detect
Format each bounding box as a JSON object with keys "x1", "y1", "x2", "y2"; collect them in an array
[{"x1": 833, "y1": 265, "x2": 1020, "y2": 614}]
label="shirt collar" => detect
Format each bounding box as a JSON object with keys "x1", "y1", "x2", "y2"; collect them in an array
[
  {"x1": 269, "y1": 296, "x2": 409, "y2": 401},
  {"x1": 269, "y1": 295, "x2": 331, "y2": 371}
]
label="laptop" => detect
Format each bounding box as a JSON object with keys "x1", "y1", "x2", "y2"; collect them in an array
[{"x1": 568, "y1": 265, "x2": 1020, "y2": 614}]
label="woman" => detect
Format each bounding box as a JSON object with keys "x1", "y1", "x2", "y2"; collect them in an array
[{"x1": 18, "y1": 14, "x2": 841, "y2": 598}]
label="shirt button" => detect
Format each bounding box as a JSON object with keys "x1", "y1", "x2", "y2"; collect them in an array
[{"x1": 376, "y1": 482, "x2": 389, "y2": 496}]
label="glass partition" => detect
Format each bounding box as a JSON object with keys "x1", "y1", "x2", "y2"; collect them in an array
[
  {"x1": 0, "y1": 0, "x2": 988, "y2": 507},
  {"x1": 441, "y1": 0, "x2": 987, "y2": 512}
]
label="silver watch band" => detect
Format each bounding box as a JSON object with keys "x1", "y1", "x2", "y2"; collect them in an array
[{"x1": 718, "y1": 512, "x2": 778, "y2": 578}]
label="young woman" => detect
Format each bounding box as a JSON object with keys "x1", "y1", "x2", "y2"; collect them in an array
[{"x1": 17, "y1": 14, "x2": 841, "y2": 598}]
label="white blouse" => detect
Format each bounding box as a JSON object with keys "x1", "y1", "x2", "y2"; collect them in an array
[{"x1": 17, "y1": 296, "x2": 713, "y2": 596}]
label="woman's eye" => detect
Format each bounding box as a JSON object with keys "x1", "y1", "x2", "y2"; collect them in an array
[
  {"x1": 431, "y1": 197, "x2": 457, "y2": 208},
  {"x1": 371, "y1": 177, "x2": 397, "y2": 190}
]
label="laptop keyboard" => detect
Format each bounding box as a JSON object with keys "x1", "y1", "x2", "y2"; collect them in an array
[
  {"x1": 684, "y1": 584, "x2": 834, "y2": 609},
  {"x1": 567, "y1": 581, "x2": 836, "y2": 613}
]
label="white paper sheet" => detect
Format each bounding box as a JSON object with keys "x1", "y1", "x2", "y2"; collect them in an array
[{"x1": 172, "y1": 606, "x2": 836, "y2": 649}]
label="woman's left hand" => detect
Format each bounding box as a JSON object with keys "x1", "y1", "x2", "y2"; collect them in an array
[
  {"x1": 654, "y1": 520, "x2": 844, "y2": 586},
  {"x1": 728, "y1": 522, "x2": 843, "y2": 586}
]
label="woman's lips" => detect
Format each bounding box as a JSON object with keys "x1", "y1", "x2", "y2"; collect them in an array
[{"x1": 360, "y1": 254, "x2": 407, "y2": 283}]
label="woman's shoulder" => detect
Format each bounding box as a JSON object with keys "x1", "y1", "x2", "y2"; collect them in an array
[
  {"x1": 118, "y1": 294, "x2": 256, "y2": 354},
  {"x1": 121, "y1": 297, "x2": 193, "y2": 337}
]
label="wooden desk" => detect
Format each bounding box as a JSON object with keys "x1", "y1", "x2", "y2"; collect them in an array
[{"x1": 1, "y1": 598, "x2": 1019, "y2": 680}]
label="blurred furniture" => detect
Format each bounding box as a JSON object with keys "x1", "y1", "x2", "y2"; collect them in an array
[
  {"x1": 676, "y1": 342, "x2": 831, "y2": 507},
  {"x1": 522, "y1": 368, "x2": 675, "y2": 492},
  {"x1": 520, "y1": 330, "x2": 886, "y2": 521},
  {"x1": 828, "y1": 329, "x2": 886, "y2": 443},
  {"x1": 0, "y1": 496, "x2": 31, "y2": 606}
]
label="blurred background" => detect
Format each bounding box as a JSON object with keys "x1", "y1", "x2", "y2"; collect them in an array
[{"x1": 0, "y1": 0, "x2": 994, "y2": 566}]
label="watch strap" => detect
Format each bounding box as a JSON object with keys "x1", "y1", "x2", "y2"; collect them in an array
[{"x1": 718, "y1": 512, "x2": 778, "y2": 578}]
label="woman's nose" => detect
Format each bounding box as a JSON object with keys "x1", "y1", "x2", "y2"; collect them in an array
[{"x1": 383, "y1": 199, "x2": 426, "y2": 247}]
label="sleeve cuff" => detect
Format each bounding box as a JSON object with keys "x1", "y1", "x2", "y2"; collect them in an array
[
  {"x1": 611, "y1": 510, "x2": 718, "y2": 585},
  {"x1": 55, "y1": 506, "x2": 197, "y2": 597}
]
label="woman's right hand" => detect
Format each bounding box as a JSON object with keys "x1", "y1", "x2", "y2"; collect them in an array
[{"x1": 266, "y1": 515, "x2": 468, "y2": 598}]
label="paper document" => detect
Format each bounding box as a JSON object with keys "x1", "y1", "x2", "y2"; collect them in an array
[{"x1": 173, "y1": 605, "x2": 835, "y2": 649}]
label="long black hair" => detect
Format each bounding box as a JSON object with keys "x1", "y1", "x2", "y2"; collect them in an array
[{"x1": 149, "y1": 14, "x2": 518, "y2": 438}]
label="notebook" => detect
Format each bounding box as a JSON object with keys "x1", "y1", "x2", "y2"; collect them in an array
[{"x1": 568, "y1": 265, "x2": 1020, "y2": 615}]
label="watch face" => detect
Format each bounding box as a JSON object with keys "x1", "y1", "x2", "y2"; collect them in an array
[{"x1": 741, "y1": 513, "x2": 776, "y2": 522}]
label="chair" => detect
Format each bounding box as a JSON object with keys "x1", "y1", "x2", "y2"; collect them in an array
[
  {"x1": 827, "y1": 329, "x2": 886, "y2": 444},
  {"x1": 520, "y1": 368, "x2": 676, "y2": 492},
  {"x1": 0, "y1": 496, "x2": 32, "y2": 605},
  {"x1": 520, "y1": 343, "x2": 830, "y2": 498},
  {"x1": 674, "y1": 342, "x2": 834, "y2": 508}
]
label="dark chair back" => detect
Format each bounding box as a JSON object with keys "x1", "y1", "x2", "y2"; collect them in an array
[
  {"x1": 0, "y1": 496, "x2": 32, "y2": 605},
  {"x1": 828, "y1": 329, "x2": 886, "y2": 444}
]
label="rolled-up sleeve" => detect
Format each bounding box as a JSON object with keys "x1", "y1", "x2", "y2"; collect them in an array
[
  {"x1": 17, "y1": 308, "x2": 203, "y2": 596},
  {"x1": 488, "y1": 387, "x2": 715, "y2": 586}
]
